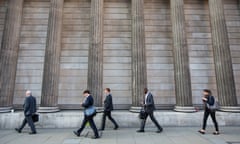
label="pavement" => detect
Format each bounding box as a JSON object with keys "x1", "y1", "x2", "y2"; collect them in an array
[{"x1": 0, "y1": 127, "x2": 240, "y2": 144}]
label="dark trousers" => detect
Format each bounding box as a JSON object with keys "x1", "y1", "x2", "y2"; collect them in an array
[
  {"x1": 202, "y1": 109, "x2": 219, "y2": 131},
  {"x1": 100, "y1": 111, "x2": 118, "y2": 130},
  {"x1": 77, "y1": 115, "x2": 99, "y2": 137},
  {"x1": 19, "y1": 115, "x2": 36, "y2": 132},
  {"x1": 140, "y1": 112, "x2": 162, "y2": 130}
]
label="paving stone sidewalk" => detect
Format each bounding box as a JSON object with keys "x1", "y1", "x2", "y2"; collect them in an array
[{"x1": 0, "y1": 127, "x2": 240, "y2": 144}]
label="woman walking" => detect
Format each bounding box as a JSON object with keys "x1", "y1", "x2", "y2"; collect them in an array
[{"x1": 198, "y1": 89, "x2": 219, "y2": 135}]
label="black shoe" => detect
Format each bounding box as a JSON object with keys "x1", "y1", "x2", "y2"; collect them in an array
[
  {"x1": 137, "y1": 129, "x2": 145, "y2": 133},
  {"x1": 29, "y1": 132, "x2": 37, "y2": 135},
  {"x1": 91, "y1": 136, "x2": 100, "y2": 139},
  {"x1": 156, "y1": 128, "x2": 163, "y2": 133},
  {"x1": 114, "y1": 126, "x2": 119, "y2": 130},
  {"x1": 198, "y1": 130, "x2": 205, "y2": 134},
  {"x1": 15, "y1": 128, "x2": 21, "y2": 133},
  {"x1": 73, "y1": 131, "x2": 80, "y2": 137},
  {"x1": 213, "y1": 131, "x2": 220, "y2": 135},
  {"x1": 98, "y1": 129, "x2": 104, "y2": 131}
]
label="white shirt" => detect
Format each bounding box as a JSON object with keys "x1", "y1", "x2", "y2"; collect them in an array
[{"x1": 145, "y1": 92, "x2": 149, "y2": 104}]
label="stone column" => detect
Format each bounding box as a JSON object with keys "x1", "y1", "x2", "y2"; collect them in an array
[
  {"x1": 0, "y1": 0, "x2": 24, "y2": 113},
  {"x1": 87, "y1": 0, "x2": 104, "y2": 106},
  {"x1": 170, "y1": 0, "x2": 195, "y2": 112},
  {"x1": 39, "y1": 0, "x2": 64, "y2": 113},
  {"x1": 209, "y1": 0, "x2": 240, "y2": 112},
  {"x1": 130, "y1": 0, "x2": 147, "y2": 112}
]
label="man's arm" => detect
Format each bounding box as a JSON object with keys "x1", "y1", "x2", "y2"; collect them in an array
[{"x1": 24, "y1": 98, "x2": 30, "y2": 115}]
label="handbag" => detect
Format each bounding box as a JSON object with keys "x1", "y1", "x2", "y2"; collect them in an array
[
  {"x1": 32, "y1": 114, "x2": 39, "y2": 122},
  {"x1": 207, "y1": 96, "x2": 219, "y2": 111},
  {"x1": 139, "y1": 108, "x2": 147, "y2": 119},
  {"x1": 84, "y1": 106, "x2": 97, "y2": 117}
]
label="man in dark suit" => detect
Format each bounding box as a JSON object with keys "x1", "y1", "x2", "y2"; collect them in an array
[
  {"x1": 99, "y1": 88, "x2": 119, "y2": 131},
  {"x1": 15, "y1": 90, "x2": 37, "y2": 134},
  {"x1": 73, "y1": 90, "x2": 100, "y2": 139},
  {"x1": 137, "y1": 88, "x2": 163, "y2": 133}
]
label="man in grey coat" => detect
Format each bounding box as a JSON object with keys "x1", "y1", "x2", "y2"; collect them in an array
[
  {"x1": 15, "y1": 90, "x2": 37, "y2": 134},
  {"x1": 137, "y1": 88, "x2": 163, "y2": 133}
]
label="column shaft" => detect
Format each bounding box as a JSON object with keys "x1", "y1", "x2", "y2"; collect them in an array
[
  {"x1": 87, "y1": 0, "x2": 104, "y2": 106},
  {"x1": 170, "y1": 0, "x2": 195, "y2": 112},
  {"x1": 40, "y1": 0, "x2": 64, "y2": 112},
  {"x1": 209, "y1": 0, "x2": 239, "y2": 112},
  {"x1": 0, "y1": 0, "x2": 24, "y2": 112},
  {"x1": 131, "y1": 0, "x2": 147, "y2": 107}
]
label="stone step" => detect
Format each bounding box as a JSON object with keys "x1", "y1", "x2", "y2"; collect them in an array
[{"x1": 0, "y1": 110, "x2": 239, "y2": 129}]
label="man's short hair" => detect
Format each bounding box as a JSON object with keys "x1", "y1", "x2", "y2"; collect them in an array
[
  {"x1": 203, "y1": 89, "x2": 212, "y2": 95},
  {"x1": 83, "y1": 90, "x2": 90, "y2": 94},
  {"x1": 105, "y1": 88, "x2": 111, "y2": 92}
]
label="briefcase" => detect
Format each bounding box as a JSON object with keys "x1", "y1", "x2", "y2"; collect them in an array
[
  {"x1": 139, "y1": 109, "x2": 147, "y2": 119},
  {"x1": 32, "y1": 114, "x2": 39, "y2": 122}
]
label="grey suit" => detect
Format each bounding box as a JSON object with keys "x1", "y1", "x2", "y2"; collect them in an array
[
  {"x1": 19, "y1": 95, "x2": 37, "y2": 133},
  {"x1": 140, "y1": 92, "x2": 162, "y2": 131}
]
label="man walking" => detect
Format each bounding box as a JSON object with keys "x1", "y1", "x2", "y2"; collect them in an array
[
  {"x1": 137, "y1": 88, "x2": 163, "y2": 133},
  {"x1": 73, "y1": 90, "x2": 100, "y2": 139},
  {"x1": 99, "y1": 88, "x2": 119, "y2": 131},
  {"x1": 15, "y1": 90, "x2": 37, "y2": 134}
]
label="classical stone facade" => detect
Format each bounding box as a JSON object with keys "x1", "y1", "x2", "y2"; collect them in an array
[{"x1": 0, "y1": 0, "x2": 240, "y2": 112}]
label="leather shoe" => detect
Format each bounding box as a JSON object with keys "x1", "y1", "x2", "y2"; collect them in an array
[
  {"x1": 91, "y1": 136, "x2": 100, "y2": 139},
  {"x1": 156, "y1": 128, "x2": 163, "y2": 133},
  {"x1": 29, "y1": 132, "x2": 37, "y2": 135},
  {"x1": 137, "y1": 129, "x2": 145, "y2": 133},
  {"x1": 73, "y1": 131, "x2": 80, "y2": 137},
  {"x1": 114, "y1": 126, "x2": 119, "y2": 130},
  {"x1": 15, "y1": 128, "x2": 21, "y2": 133}
]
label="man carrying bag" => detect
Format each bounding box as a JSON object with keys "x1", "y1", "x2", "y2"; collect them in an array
[
  {"x1": 73, "y1": 90, "x2": 100, "y2": 139},
  {"x1": 15, "y1": 90, "x2": 37, "y2": 134},
  {"x1": 137, "y1": 88, "x2": 163, "y2": 133}
]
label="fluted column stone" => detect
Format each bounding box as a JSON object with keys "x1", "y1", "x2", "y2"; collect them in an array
[
  {"x1": 130, "y1": 0, "x2": 147, "y2": 111},
  {"x1": 0, "y1": 0, "x2": 24, "y2": 113},
  {"x1": 39, "y1": 0, "x2": 64, "y2": 113},
  {"x1": 87, "y1": 0, "x2": 104, "y2": 106},
  {"x1": 209, "y1": 0, "x2": 240, "y2": 112},
  {"x1": 170, "y1": 0, "x2": 195, "y2": 112}
]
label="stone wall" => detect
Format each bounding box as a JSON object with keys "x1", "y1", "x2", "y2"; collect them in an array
[{"x1": 0, "y1": 0, "x2": 239, "y2": 111}]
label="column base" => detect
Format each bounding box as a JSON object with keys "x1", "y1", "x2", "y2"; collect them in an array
[
  {"x1": 38, "y1": 107, "x2": 60, "y2": 113},
  {"x1": 96, "y1": 107, "x2": 104, "y2": 113},
  {"x1": 129, "y1": 106, "x2": 142, "y2": 113},
  {"x1": 174, "y1": 106, "x2": 197, "y2": 113},
  {"x1": 219, "y1": 106, "x2": 240, "y2": 113},
  {"x1": 0, "y1": 107, "x2": 12, "y2": 113}
]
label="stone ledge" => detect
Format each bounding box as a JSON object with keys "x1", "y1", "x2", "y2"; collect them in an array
[{"x1": 0, "y1": 110, "x2": 239, "y2": 129}]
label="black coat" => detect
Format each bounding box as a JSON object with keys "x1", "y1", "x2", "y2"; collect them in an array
[
  {"x1": 82, "y1": 95, "x2": 94, "y2": 109},
  {"x1": 104, "y1": 94, "x2": 114, "y2": 111},
  {"x1": 144, "y1": 92, "x2": 156, "y2": 113},
  {"x1": 204, "y1": 95, "x2": 215, "y2": 110},
  {"x1": 23, "y1": 95, "x2": 37, "y2": 116}
]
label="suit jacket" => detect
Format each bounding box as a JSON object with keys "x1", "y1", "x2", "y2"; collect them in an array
[
  {"x1": 82, "y1": 95, "x2": 94, "y2": 109},
  {"x1": 144, "y1": 92, "x2": 156, "y2": 113},
  {"x1": 104, "y1": 94, "x2": 113, "y2": 111},
  {"x1": 23, "y1": 95, "x2": 37, "y2": 116}
]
